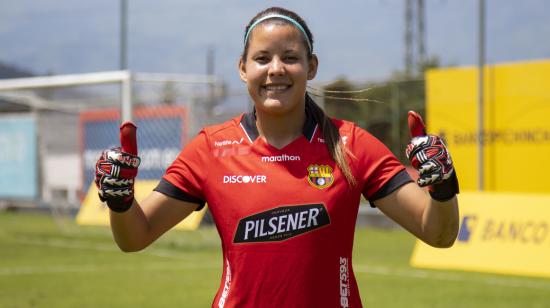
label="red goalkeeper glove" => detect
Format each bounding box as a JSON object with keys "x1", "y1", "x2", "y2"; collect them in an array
[
  {"x1": 405, "y1": 111, "x2": 459, "y2": 201},
  {"x1": 95, "y1": 122, "x2": 140, "y2": 212}
]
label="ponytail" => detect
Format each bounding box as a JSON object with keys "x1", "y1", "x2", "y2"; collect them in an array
[{"x1": 305, "y1": 94, "x2": 356, "y2": 186}]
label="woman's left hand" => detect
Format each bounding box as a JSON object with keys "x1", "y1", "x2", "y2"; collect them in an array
[{"x1": 405, "y1": 111, "x2": 459, "y2": 201}]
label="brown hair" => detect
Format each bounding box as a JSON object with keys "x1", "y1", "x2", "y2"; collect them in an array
[
  {"x1": 242, "y1": 7, "x2": 356, "y2": 186},
  {"x1": 242, "y1": 7, "x2": 314, "y2": 62}
]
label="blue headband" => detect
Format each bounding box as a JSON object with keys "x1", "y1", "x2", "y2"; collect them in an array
[{"x1": 244, "y1": 14, "x2": 312, "y2": 52}]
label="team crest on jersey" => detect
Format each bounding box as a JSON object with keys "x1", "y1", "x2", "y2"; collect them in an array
[{"x1": 307, "y1": 164, "x2": 334, "y2": 189}]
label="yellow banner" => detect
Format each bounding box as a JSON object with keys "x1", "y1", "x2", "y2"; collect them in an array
[
  {"x1": 426, "y1": 59, "x2": 550, "y2": 193},
  {"x1": 410, "y1": 192, "x2": 550, "y2": 278},
  {"x1": 76, "y1": 181, "x2": 207, "y2": 230}
]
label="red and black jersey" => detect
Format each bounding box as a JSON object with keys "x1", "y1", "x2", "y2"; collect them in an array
[{"x1": 155, "y1": 109, "x2": 411, "y2": 308}]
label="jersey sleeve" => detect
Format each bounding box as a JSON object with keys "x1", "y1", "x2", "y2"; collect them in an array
[
  {"x1": 153, "y1": 130, "x2": 210, "y2": 211},
  {"x1": 351, "y1": 126, "x2": 412, "y2": 204}
]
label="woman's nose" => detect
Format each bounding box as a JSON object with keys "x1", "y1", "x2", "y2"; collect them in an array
[{"x1": 268, "y1": 57, "x2": 285, "y2": 76}]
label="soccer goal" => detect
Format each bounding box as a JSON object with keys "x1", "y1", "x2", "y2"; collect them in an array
[{"x1": 0, "y1": 70, "x2": 225, "y2": 227}]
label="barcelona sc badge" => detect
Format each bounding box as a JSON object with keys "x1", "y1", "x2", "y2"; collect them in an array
[{"x1": 307, "y1": 164, "x2": 334, "y2": 189}]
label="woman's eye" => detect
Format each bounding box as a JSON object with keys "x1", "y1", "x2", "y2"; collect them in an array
[
  {"x1": 284, "y1": 56, "x2": 298, "y2": 62},
  {"x1": 255, "y1": 56, "x2": 269, "y2": 64}
]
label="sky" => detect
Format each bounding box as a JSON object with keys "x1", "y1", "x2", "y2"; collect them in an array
[{"x1": 1, "y1": 0, "x2": 550, "y2": 91}]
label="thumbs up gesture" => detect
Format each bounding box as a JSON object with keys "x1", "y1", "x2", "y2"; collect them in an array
[
  {"x1": 405, "y1": 111, "x2": 459, "y2": 201},
  {"x1": 95, "y1": 122, "x2": 141, "y2": 212}
]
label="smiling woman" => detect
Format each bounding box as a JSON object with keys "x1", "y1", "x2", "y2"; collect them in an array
[
  {"x1": 238, "y1": 8, "x2": 357, "y2": 185},
  {"x1": 240, "y1": 22, "x2": 315, "y2": 117},
  {"x1": 239, "y1": 10, "x2": 318, "y2": 146},
  {"x1": 95, "y1": 6, "x2": 460, "y2": 308}
]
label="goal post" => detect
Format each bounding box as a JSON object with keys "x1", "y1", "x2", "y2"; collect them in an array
[{"x1": 0, "y1": 70, "x2": 133, "y2": 121}]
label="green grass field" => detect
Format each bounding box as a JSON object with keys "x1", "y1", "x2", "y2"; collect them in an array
[{"x1": 1, "y1": 212, "x2": 549, "y2": 307}]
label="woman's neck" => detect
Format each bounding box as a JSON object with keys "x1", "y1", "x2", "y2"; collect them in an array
[{"x1": 255, "y1": 105, "x2": 305, "y2": 149}]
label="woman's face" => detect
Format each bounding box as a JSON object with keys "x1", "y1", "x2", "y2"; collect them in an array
[{"x1": 239, "y1": 23, "x2": 317, "y2": 115}]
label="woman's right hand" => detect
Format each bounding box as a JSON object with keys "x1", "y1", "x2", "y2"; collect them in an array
[{"x1": 95, "y1": 122, "x2": 140, "y2": 212}]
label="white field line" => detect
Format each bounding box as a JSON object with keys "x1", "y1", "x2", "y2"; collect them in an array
[
  {"x1": 1, "y1": 237, "x2": 221, "y2": 276},
  {"x1": 0, "y1": 262, "x2": 219, "y2": 276},
  {"x1": 354, "y1": 265, "x2": 550, "y2": 291},
  {"x1": 7, "y1": 237, "x2": 550, "y2": 291},
  {"x1": 10, "y1": 236, "x2": 198, "y2": 260}
]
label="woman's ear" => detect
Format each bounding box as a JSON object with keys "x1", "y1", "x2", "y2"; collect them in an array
[
  {"x1": 238, "y1": 57, "x2": 247, "y2": 83},
  {"x1": 307, "y1": 54, "x2": 318, "y2": 80}
]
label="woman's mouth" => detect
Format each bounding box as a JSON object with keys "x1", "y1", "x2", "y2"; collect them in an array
[{"x1": 263, "y1": 84, "x2": 291, "y2": 93}]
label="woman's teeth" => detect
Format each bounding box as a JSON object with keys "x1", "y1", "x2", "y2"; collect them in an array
[{"x1": 264, "y1": 85, "x2": 289, "y2": 91}]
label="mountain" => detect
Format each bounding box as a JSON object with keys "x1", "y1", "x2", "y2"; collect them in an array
[{"x1": 0, "y1": 62, "x2": 34, "y2": 79}]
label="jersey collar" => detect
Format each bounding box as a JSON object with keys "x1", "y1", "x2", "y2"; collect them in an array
[{"x1": 240, "y1": 107, "x2": 318, "y2": 143}]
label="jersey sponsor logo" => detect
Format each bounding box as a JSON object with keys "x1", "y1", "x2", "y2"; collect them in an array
[
  {"x1": 341, "y1": 136, "x2": 348, "y2": 145},
  {"x1": 214, "y1": 138, "x2": 244, "y2": 147},
  {"x1": 317, "y1": 137, "x2": 346, "y2": 145},
  {"x1": 218, "y1": 259, "x2": 231, "y2": 308},
  {"x1": 339, "y1": 257, "x2": 350, "y2": 307},
  {"x1": 307, "y1": 164, "x2": 334, "y2": 189},
  {"x1": 223, "y1": 175, "x2": 267, "y2": 184},
  {"x1": 233, "y1": 204, "x2": 330, "y2": 243},
  {"x1": 261, "y1": 154, "x2": 301, "y2": 162}
]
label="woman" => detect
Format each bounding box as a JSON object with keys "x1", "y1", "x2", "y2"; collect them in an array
[{"x1": 95, "y1": 7, "x2": 459, "y2": 307}]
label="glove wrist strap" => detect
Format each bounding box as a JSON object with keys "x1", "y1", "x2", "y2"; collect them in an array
[
  {"x1": 106, "y1": 197, "x2": 134, "y2": 213},
  {"x1": 429, "y1": 171, "x2": 459, "y2": 202}
]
